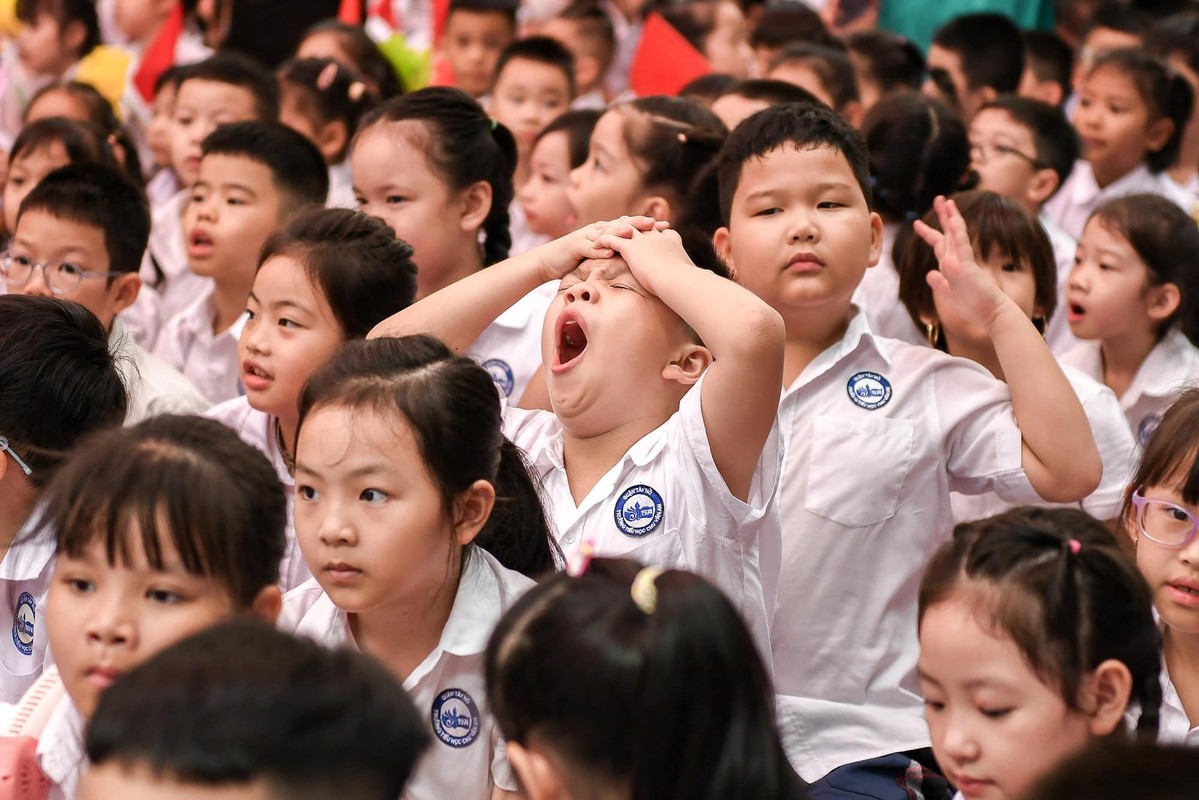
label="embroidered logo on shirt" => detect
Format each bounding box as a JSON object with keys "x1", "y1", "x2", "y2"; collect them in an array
[
  {"x1": 432, "y1": 688, "x2": 480, "y2": 747},
  {"x1": 614, "y1": 485, "x2": 665, "y2": 537},
  {"x1": 482, "y1": 359, "x2": 515, "y2": 397},
  {"x1": 12, "y1": 593, "x2": 35, "y2": 656},
  {"x1": 1138, "y1": 412, "x2": 1163, "y2": 446},
  {"x1": 847, "y1": 371, "x2": 892, "y2": 410}
]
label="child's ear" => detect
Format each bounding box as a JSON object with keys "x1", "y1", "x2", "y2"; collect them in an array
[
  {"x1": 506, "y1": 741, "x2": 571, "y2": 800},
  {"x1": 841, "y1": 100, "x2": 864, "y2": 129},
  {"x1": 61, "y1": 19, "x2": 87, "y2": 56},
  {"x1": 713, "y1": 226, "x2": 734, "y2": 269},
  {"x1": 109, "y1": 272, "x2": 142, "y2": 318},
  {"x1": 1146, "y1": 116, "x2": 1175, "y2": 154},
  {"x1": 452, "y1": 479, "x2": 497, "y2": 547},
  {"x1": 316, "y1": 120, "x2": 349, "y2": 165},
  {"x1": 867, "y1": 211, "x2": 884, "y2": 267},
  {"x1": 640, "y1": 195, "x2": 673, "y2": 223},
  {"x1": 1084, "y1": 658, "x2": 1134, "y2": 736},
  {"x1": 1146, "y1": 281, "x2": 1181, "y2": 324},
  {"x1": 661, "y1": 341, "x2": 712, "y2": 386},
  {"x1": 1026, "y1": 167, "x2": 1061, "y2": 207},
  {"x1": 458, "y1": 179, "x2": 493, "y2": 234},
  {"x1": 249, "y1": 585, "x2": 283, "y2": 624}
]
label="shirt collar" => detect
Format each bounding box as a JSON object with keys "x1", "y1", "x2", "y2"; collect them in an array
[
  {"x1": 436, "y1": 547, "x2": 505, "y2": 658},
  {"x1": 784, "y1": 306, "x2": 893, "y2": 395},
  {"x1": 0, "y1": 505, "x2": 54, "y2": 582}
]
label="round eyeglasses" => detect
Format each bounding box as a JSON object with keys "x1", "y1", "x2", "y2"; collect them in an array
[
  {"x1": 1130, "y1": 490, "x2": 1199, "y2": 548},
  {"x1": 969, "y1": 141, "x2": 1045, "y2": 168},
  {"x1": 0, "y1": 252, "x2": 121, "y2": 295}
]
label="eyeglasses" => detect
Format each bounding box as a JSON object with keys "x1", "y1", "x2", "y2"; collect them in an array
[
  {"x1": 0, "y1": 252, "x2": 121, "y2": 295},
  {"x1": 1130, "y1": 490, "x2": 1199, "y2": 548},
  {"x1": 0, "y1": 436, "x2": 31, "y2": 477},
  {"x1": 970, "y1": 141, "x2": 1045, "y2": 168}
]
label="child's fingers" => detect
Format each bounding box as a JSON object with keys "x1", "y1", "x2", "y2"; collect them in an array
[
  {"x1": 912, "y1": 219, "x2": 944, "y2": 248},
  {"x1": 925, "y1": 269, "x2": 950, "y2": 295}
]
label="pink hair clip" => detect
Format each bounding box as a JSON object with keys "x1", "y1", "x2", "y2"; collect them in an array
[
  {"x1": 316, "y1": 62, "x2": 338, "y2": 91},
  {"x1": 1068, "y1": 538, "x2": 1081, "y2": 555}
]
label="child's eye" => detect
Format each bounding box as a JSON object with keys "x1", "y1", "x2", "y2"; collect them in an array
[
  {"x1": 146, "y1": 588, "x2": 182, "y2": 605},
  {"x1": 353, "y1": 196, "x2": 366, "y2": 207},
  {"x1": 591, "y1": 156, "x2": 604, "y2": 172},
  {"x1": 278, "y1": 318, "x2": 299, "y2": 329},
  {"x1": 360, "y1": 488, "x2": 388, "y2": 504},
  {"x1": 753, "y1": 207, "x2": 781, "y2": 217},
  {"x1": 386, "y1": 195, "x2": 407, "y2": 205},
  {"x1": 817, "y1": 201, "x2": 843, "y2": 210},
  {"x1": 245, "y1": 308, "x2": 257, "y2": 320},
  {"x1": 922, "y1": 699, "x2": 945, "y2": 713},
  {"x1": 56, "y1": 262, "x2": 84, "y2": 278},
  {"x1": 297, "y1": 485, "x2": 319, "y2": 501},
  {"x1": 66, "y1": 577, "x2": 94, "y2": 594},
  {"x1": 176, "y1": 115, "x2": 194, "y2": 126},
  {"x1": 980, "y1": 707, "x2": 1013, "y2": 719},
  {"x1": 1000, "y1": 261, "x2": 1020, "y2": 273},
  {"x1": 611, "y1": 283, "x2": 636, "y2": 292},
  {"x1": 226, "y1": 196, "x2": 247, "y2": 207},
  {"x1": 8, "y1": 176, "x2": 23, "y2": 187},
  {"x1": 1098, "y1": 261, "x2": 1115, "y2": 271}
]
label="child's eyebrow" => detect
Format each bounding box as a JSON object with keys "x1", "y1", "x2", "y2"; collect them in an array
[{"x1": 218, "y1": 182, "x2": 258, "y2": 196}]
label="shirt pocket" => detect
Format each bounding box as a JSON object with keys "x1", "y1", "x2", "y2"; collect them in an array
[{"x1": 804, "y1": 415, "x2": 915, "y2": 528}]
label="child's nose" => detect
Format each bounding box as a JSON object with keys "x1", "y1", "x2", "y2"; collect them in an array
[{"x1": 86, "y1": 597, "x2": 134, "y2": 647}]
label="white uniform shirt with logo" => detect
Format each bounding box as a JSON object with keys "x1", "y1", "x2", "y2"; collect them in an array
[
  {"x1": 852, "y1": 222, "x2": 925, "y2": 347},
  {"x1": 467, "y1": 282, "x2": 556, "y2": 402},
  {"x1": 111, "y1": 319, "x2": 210, "y2": 424},
  {"x1": 1061, "y1": 327, "x2": 1199, "y2": 445},
  {"x1": 772, "y1": 310, "x2": 1041, "y2": 782},
  {"x1": 278, "y1": 546, "x2": 530, "y2": 800},
  {"x1": 1042, "y1": 160, "x2": 1193, "y2": 241},
  {"x1": 1157, "y1": 662, "x2": 1199, "y2": 746},
  {"x1": 141, "y1": 188, "x2": 214, "y2": 324},
  {"x1": 35, "y1": 696, "x2": 85, "y2": 800},
  {"x1": 1039, "y1": 214, "x2": 1082, "y2": 357},
  {"x1": 152, "y1": 285, "x2": 248, "y2": 405},
  {"x1": 205, "y1": 397, "x2": 312, "y2": 591},
  {"x1": 503, "y1": 371, "x2": 783, "y2": 667},
  {"x1": 0, "y1": 515, "x2": 54, "y2": 704},
  {"x1": 951, "y1": 364, "x2": 1134, "y2": 523}
]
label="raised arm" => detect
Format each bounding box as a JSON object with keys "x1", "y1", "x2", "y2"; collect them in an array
[
  {"x1": 599, "y1": 225, "x2": 785, "y2": 502},
  {"x1": 915, "y1": 196, "x2": 1101, "y2": 502}
]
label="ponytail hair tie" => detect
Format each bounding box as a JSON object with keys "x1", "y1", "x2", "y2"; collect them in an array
[
  {"x1": 1068, "y1": 538, "x2": 1081, "y2": 555},
  {"x1": 631, "y1": 566, "x2": 665, "y2": 614},
  {"x1": 316, "y1": 61, "x2": 338, "y2": 92},
  {"x1": 348, "y1": 81, "x2": 366, "y2": 102}
]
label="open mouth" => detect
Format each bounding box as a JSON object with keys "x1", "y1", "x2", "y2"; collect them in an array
[
  {"x1": 190, "y1": 231, "x2": 214, "y2": 255},
  {"x1": 556, "y1": 316, "x2": 588, "y2": 368}
]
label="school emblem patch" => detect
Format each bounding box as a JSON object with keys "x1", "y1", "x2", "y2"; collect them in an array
[
  {"x1": 847, "y1": 371, "x2": 892, "y2": 410},
  {"x1": 431, "y1": 688, "x2": 480, "y2": 748},
  {"x1": 11, "y1": 593, "x2": 35, "y2": 656},
  {"x1": 614, "y1": 485, "x2": 664, "y2": 537},
  {"x1": 482, "y1": 359, "x2": 515, "y2": 397}
]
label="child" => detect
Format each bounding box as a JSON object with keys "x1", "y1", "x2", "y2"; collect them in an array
[
  {"x1": 207, "y1": 206, "x2": 417, "y2": 589},
  {"x1": 918, "y1": 506, "x2": 1162, "y2": 799},
  {"x1": 766, "y1": 43, "x2": 862, "y2": 127},
  {"x1": 1121, "y1": 388, "x2": 1199, "y2": 746},
  {"x1": 923, "y1": 13, "x2": 1025, "y2": 121},
  {"x1": 438, "y1": 0, "x2": 518, "y2": 100},
  {"x1": 486, "y1": 557, "x2": 806, "y2": 799},
  {"x1": 142, "y1": 66, "x2": 185, "y2": 207},
  {"x1": 1020, "y1": 30, "x2": 1073, "y2": 108},
  {"x1": 277, "y1": 57, "x2": 377, "y2": 210},
  {"x1": 6, "y1": 162, "x2": 209, "y2": 422},
  {"x1": 711, "y1": 103, "x2": 1101, "y2": 793},
  {"x1": 709, "y1": 78, "x2": 820, "y2": 132},
  {"x1": 853, "y1": 92, "x2": 969, "y2": 345},
  {"x1": 896, "y1": 190, "x2": 1134, "y2": 524},
  {"x1": 517, "y1": 108, "x2": 599, "y2": 241},
  {"x1": 1061, "y1": 193, "x2": 1199, "y2": 444},
  {"x1": 295, "y1": 20, "x2": 404, "y2": 100},
  {"x1": 145, "y1": 53, "x2": 279, "y2": 326},
  {"x1": 24, "y1": 80, "x2": 144, "y2": 186},
  {"x1": 1, "y1": 413, "x2": 286, "y2": 797},
  {"x1": 538, "y1": 0, "x2": 616, "y2": 110},
  {"x1": 81, "y1": 620, "x2": 428, "y2": 800},
  {"x1": 748, "y1": 2, "x2": 833, "y2": 80},
  {"x1": 370, "y1": 217, "x2": 786, "y2": 667},
  {"x1": 1147, "y1": 12, "x2": 1199, "y2": 210},
  {"x1": 281, "y1": 335, "x2": 557, "y2": 799},
  {"x1": 657, "y1": 0, "x2": 754, "y2": 80},
  {"x1": 1044, "y1": 49, "x2": 1193, "y2": 241},
  {"x1": 1067, "y1": 2, "x2": 1148, "y2": 112},
  {"x1": 153, "y1": 121, "x2": 328, "y2": 405},
  {"x1": 0, "y1": 295, "x2": 126, "y2": 705},
  {"x1": 968, "y1": 95, "x2": 1081, "y2": 354},
  {"x1": 843, "y1": 30, "x2": 925, "y2": 117}
]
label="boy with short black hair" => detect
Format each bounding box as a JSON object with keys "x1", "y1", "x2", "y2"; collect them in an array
[
  {"x1": 712, "y1": 102, "x2": 1101, "y2": 796},
  {"x1": 153, "y1": 121, "x2": 328, "y2": 404},
  {"x1": 5, "y1": 162, "x2": 209, "y2": 421},
  {"x1": 81, "y1": 620, "x2": 428, "y2": 800},
  {"x1": 538, "y1": 0, "x2": 616, "y2": 110},
  {"x1": 766, "y1": 43, "x2": 860, "y2": 126},
  {"x1": 1020, "y1": 30, "x2": 1073, "y2": 108},
  {"x1": 440, "y1": 0, "x2": 518, "y2": 100},
  {"x1": 710, "y1": 78, "x2": 821, "y2": 131},
  {"x1": 924, "y1": 12, "x2": 1025, "y2": 120}
]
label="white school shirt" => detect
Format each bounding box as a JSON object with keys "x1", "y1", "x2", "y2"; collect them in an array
[
  {"x1": 327, "y1": 159, "x2": 355, "y2": 209},
  {"x1": 278, "y1": 547, "x2": 529, "y2": 800},
  {"x1": 1157, "y1": 662, "x2": 1199, "y2": 746},
  {"x1": 1061, "y1": 327, "x2": 1199, "y2": 446},
  {"x1": 852, "y1": 222, "x2": 925, "y2": 347},
  {"x1": 772, "y1": 309, "x2": 1041, "y2": 782},
  {"x1": 1040, "y1": 214, "x2": 1082, "y2": 358},
  {"x1": 145, "y1": 168, "x2": 181, "y2": 210},
  {"x1": 0, "y1": 516, "x2": 54, "y2": 705},
  {"x1": 1042, "y1": 160, "x2": 1193, "y2": 240},
  {"x1": 508, "y1": 198, "x2": 550, "y2": 257},
  {"x1": 503, "y1": 372, "x2": 783, "y2": 666},
  {"x1": 951, "y1": 364, "x2": 1134, "y2": 523},
  {"x1": 34, "y1": 696, "x2": 85, "y2": 800},
  {"x1": 110, "y1": 319, "x2": 210, "y2": 424},
  {"x1": 153, "y1": 285, "x2": 247, "y2": 405},
  {"x1": 142, "y1": 188, "x2": 214, "y2": 325},
  {"x1": 466, "y1": 282, "x2": 556, "y2": 402},
  {"x1": 205, "y1": 397, "x2": 312, "y2": 591}
]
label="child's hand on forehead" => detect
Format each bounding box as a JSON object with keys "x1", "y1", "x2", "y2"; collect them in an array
[
  {"x1": 596, "y1": 225, "x2": 690, "y2": 298},
  {"x1": 533, "y1": 216, "x2": 667, "y2": 283},
  {"x1": 914, "y1": 195, "x2": 1011, "y2": 332}
]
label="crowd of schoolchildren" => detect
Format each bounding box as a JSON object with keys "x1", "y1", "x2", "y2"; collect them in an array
[{"x1": 1, "y1": 0, "x2": 1199, "y2": 797}]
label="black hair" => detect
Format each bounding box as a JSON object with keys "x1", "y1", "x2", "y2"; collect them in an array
[
  {"x1": 1089, "y1": 193, "x2": 1199, "y2": 344},
  {"x1": 1023, "y1": 30, "x2": 1074, "y2": 104},
  {"x1": 494, "y1": 35, "x2": 577, "y2": 97},
  {"x1": 749, "y1": 2, "x2": 836, "y2": 51},
  {"x1": 0, "y1": 296, "x2": 126, "y2": 489},
  {"x1": 299, "y1": 20, "x2": 404, "y2": 99},
  {"x1": 41, "y1": 414, "x2": 285, "y2": 605},
  {"x1": 1084, "y1": 48, "x2": 1194, "y2": 173},
  {"x1": 86, "y1": 620, "x2": 427, "y2": 800},
  {"x1": 178, "y1": 52, "x2": 281, "y2": 122},
  {"x1": 278, "y1": 57, "x2": 380, "y2": 163},
  {"x1": 863, "y1": 92, "x2": 969, "y2": 226},
  {"x1": 533, "y1": 108, "x2": 602, "y2": 169},
  {"x1": 23, "y1": 80, "x2": 144, "y2": 185},
  {"x1": 919, "y1": 507, "x2": 1162, "y2": 740},
  {"x1": 1121, "y1": 387, "x2": 1199, "y2": 511},
  {"x1": 1025, "y1": 741, "x2": 1199, "y2": 800},
  {"x1": 297, "y1": 335, "x2": 559, "y2": 579},
  {"x1": 1147, "y1": 11, "x2": 1199, "y2": 76},
  {"x1": 657, "y1": 0, "x2": 743, "y2": 62},
  {"x1": 7, "y1": 116, "x2": 114, "y2": 168},
  {"x1": 1083, "y1": 1, "x2": 1150, "y2": 42},
  {"x1": 931, "y1": 12, "x2": 1026, "y2": 94},
  {"x1": 448, "y1": 0, "x2": 518, "y2": 29},
  {"x1": 844, "y1": 30, "x2": 925, "y2": 99},
  {"x1": 678, "y1": 72, "x2": 739, "y2": 105},
  {"x1": 768, "y1": 43, "x2": 859, "y2": 110},
  {"x1": 553, "y1": 0, "x2": 616, "y2": 71},
  {"x1": 977, "y1": 95, "x2": 1080, "y2": 194},
  {"x1": 721, "y1": 78, "x2": 823, "y2": 109},
  {"x1": 15, "y1": 0, "x2": 99, "y2": 59},
  {"x1": 486, "y1": 557, "x2": 806, "y2": 800},
  {"x1": 17, "y1": 162, "x2": 150, "y2": 275},
  {"x1": 200, "y1": 121, "x2": 329, "y2": 212},
  {"x1": 257, "y1": 207, "x2": 417, "y2": 338},
  {"x1": 717, "y1": 101, "x2": 872, "y2": 225},
  {"x1": 153, "y1": 64, "x2": 189, "y2": 98},
  {"x1": 357, "y1": 87, "x2": 517, "y2": 266}
]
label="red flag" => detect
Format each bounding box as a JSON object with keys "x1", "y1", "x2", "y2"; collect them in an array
[
  {"x1": 338, "y1": 0, "x2": 362, "y2": 24},
  {"x1": 133, "y1": 2, "x2": 185, "y2": 103},
  {"x1": 629, "y1": 12, "x2": 710, "y2": 97},
  {"x1": 433, "y1": 0, "x2": 449, "y2": 44}
]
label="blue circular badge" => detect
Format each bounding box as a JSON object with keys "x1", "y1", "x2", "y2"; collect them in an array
[
  {"x1": 431, "y1": 688, "x2": 480, "y2": 748},
  {"x1": 1138, "y1": 412, "x2": 1163, "y2": 446},
  {"x1": 482, "y1": 359, "x2": 515, "y2": 397},
  {"x1": 614, "y1": 484, "x2": 665, "y2": 537},
  {"x1": 847, "y1": 371, "x2": 892, "y2": 410},
  {"x1": 12, "y1": 592, "x2": 35, "y2": 656}
]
